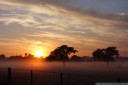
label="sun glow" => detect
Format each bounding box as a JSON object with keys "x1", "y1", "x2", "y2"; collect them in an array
[
  {"x1": 34, "y1": 49, "x2": 44, "y2": 58},
  {"x1": 35, "y1": 52, "x2": 43, "y2": 58}
]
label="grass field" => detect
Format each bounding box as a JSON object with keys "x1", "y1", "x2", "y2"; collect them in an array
[{"x1": 0, "y1": 61, "x2": 128, "y2": 85}]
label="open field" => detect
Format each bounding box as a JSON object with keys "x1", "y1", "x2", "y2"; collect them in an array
[{"x1": 0, "y1": 61, "x2": 128, "y2": 85}]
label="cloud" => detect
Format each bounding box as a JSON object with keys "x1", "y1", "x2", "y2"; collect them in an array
[
  {"x1": 1, "y1": 0, "x2": 128, "y2": 25},
  {"x1": 2, "y1": 0, "x2": 128, "y2": 22},
  {"x1": 5, "y1": 0, "x2": 69, "y2": 5},
  {"x1": 0, "y1": 0, "x2": 128, "y2": 56}
]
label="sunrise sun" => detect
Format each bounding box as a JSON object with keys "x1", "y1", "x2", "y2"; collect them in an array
[
  {"x1": 35, "y1": 52, "x2": 43, "y2": 58},
  {"x1": 34, "y1": 49, "x2": 44, "y2": 58}
]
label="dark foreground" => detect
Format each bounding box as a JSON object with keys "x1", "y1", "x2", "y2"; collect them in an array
[{"x1": 0, "y1": 61, "x2": 128, "y2": 85}]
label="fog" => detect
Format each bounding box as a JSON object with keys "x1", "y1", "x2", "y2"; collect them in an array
[
  {"x1": 1, "y1": 60, "x2": 128, "y2": 84},
  {"x1": 1, "y1": 60, "x2": 128, "y2": 74}
]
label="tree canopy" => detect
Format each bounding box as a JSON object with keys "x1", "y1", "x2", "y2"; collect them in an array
[
  {"x1": 92, "y1": 46, "x2": 119, "y2": 62},
  {"x1": 0, "y1": 54, "x2": 5, "y2": 59},
  {"x1": 46, "y1": 45, "x2": 78, "y2": 61}
]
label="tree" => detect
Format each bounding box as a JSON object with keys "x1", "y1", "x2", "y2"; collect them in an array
[
  {"x1": 105, "y1": 47, "x2": 119, "y2": 58},
  {"x1": 25, "y1": 53, "x2": 28, "y2": 57},
  {"x1": 92, "y1": 46, "x2": 119, "y2": 62},
  {"x1": 25, "y1": 53, "x2": 34, "y2": 59},
  {"x1": 70, "y1": 55, "x2": 81, "y2": 61},
  {"x1": 46, "y1": 45, "x2": 78, "y2": 61},
  {"x1": 93, "y1": 49, "x2": 105, "y2": 61},
  {"x1": 0, "y1": 54, "x2": 5, "y2": 59},
  {"x1": 9, "y1": 55, "x2": 23, "y2": 59}
]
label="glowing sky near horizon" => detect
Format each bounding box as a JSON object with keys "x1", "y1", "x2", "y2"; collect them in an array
[{"x1": 0, "y1": 0, "x2": 128, "y2": 57}]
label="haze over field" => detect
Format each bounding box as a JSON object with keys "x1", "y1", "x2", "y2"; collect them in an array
[
  {"x1": 0, "y1": 61, "x2": 128, "y2": 76},
  {"x1": 1, "y1": 60, "x2": 128, "y2": 85},
  {"x1": 0, "y1": 0, "x2": 128, "y2": 57}
]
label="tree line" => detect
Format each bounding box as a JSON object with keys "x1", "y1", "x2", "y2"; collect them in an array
[
  {"x1": 0, "y1": 53, "x2": 37, "y2": 60},
  {"x1": 0, "y1": 45, "x2": 119, "y2": 62},
  {"x1": 46, "y1": 45, "x2": 119, "y2": 63}
]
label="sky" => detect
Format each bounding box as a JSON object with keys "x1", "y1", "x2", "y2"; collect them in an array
[{"x1": 0, "y1": 0, "x2": 128, "y2": 57}]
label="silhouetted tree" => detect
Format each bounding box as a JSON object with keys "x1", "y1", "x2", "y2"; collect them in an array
[
  {"x1": 81, "y1": 56, "x2": 93, "y2": 62},
  {"x1": 93, "y1": 49, "x2": 105, "y2": 61},
  {"x1": 70, "y1": 55, "x2": 81, "y2": 61},
  {"x1": 92, "y1": 46, "x2": 119, "y2": 63},
  {"x1": 0, "y1": 54, "x2": 5, "y2": 59},
  {"x1": 9, "y1": 55, "x2": 23, "y2": 59},
  {"x1": 46, "y1": 45, "x2": 78, "y2": 61},
  {"x1": 25, "y1": 53, "x2": 28, "y2": 57},
  {"x1": 25, "y1": 53, "x2": 34, "y2": 59}
]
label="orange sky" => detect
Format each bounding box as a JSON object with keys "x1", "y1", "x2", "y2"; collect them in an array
[{"x1": 0, "y1": 0, "x2": 128, "y2": 57}]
